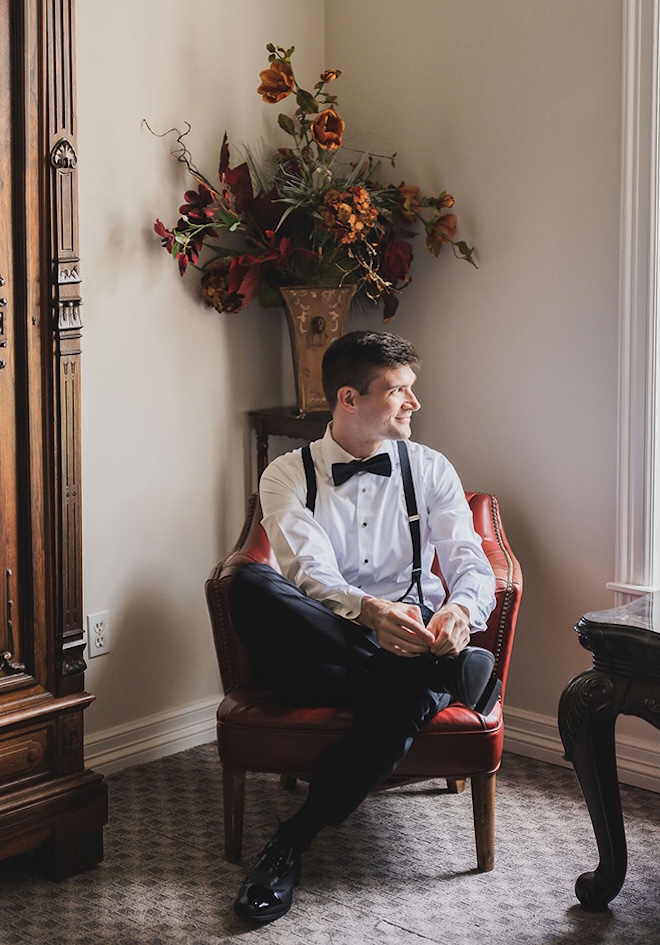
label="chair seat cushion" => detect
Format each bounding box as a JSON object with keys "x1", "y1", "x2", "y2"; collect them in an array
[{"x1": 216, "y1": 688, "x2": 504, "y2": 779}]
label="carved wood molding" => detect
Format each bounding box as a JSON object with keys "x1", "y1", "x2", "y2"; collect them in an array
[
  {"x1": 46, "y1": 0, "x2": 85, "y2": 689},
  {"x1": 558, "y1": 670, "x2": 616, "y2": 761}
]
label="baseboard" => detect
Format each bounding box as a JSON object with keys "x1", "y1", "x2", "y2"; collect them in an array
[
  {"x1": 84, "y1": 697, "x2": 218, "y2": 776},
  {"x1": 84, "y1": 698, "x2": 660, "y2": 793},
  {"x1": 504, "y1": 705, "x2": 660, "y2": 794}
]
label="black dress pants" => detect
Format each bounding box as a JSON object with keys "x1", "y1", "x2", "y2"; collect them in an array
[{"x1": 228, "y1": 563, "x2": 449, "y2": 832}]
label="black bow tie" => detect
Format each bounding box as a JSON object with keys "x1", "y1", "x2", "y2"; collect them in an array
[{"x1": 331, "y1": 453, "x2": 392, "y2": 486}]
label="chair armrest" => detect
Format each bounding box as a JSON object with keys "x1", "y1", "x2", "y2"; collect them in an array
[
  {"x1": 218, "y1": 493, "x2": 279, "y2": 578},
  {"x1": 466, "y1": 492, "x2": 523, "y2": 696},
  {"x1": 205, "y1": 494, "x2": 275, "y2": 692}
]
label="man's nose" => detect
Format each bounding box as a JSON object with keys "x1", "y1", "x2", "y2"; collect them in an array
[{"x1": 407, "y1": 390, "x2": 421, "y2": 411}]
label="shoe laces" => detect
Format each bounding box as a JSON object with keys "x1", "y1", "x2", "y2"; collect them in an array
[{"x1": 258, "y1": 838, "x2": 295, "y2": 874}]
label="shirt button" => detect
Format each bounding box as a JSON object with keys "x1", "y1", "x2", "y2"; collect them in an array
[
  {"x1": 362, "y1": 522, "x2": 367, "y2": 527},
  {"x1": 361, "y1": 487, "x2": 367, "y2": 494},
  {"x1": 364, "y1": 558, "x2": 369, "y2": 564}
]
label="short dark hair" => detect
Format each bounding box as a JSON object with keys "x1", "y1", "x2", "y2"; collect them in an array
[{"x1": 322, "y1": 330, "x2": 420, "y2": 410}]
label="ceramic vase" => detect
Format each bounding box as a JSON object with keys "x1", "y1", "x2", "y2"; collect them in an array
[{"x1": 280, "y1": 285, "x2": 357, "y2": 415}]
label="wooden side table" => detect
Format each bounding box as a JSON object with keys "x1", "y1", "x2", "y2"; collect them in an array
[
  {"x1": 558, "y1": 593, "x2": 660, "y2": 910},
  {"x1": 249, "y1": 406, "x2": 331, "y2": 478}
]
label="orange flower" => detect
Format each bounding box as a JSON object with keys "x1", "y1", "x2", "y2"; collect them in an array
[
  {"x1": 319, "y1": 70, "x2": 339, "y2": 83},
  {"x1": 257, "y1": 61, "x2": 294, "y2": 104},
  {"x1": 426, "y1": 213, "x2": 457, "y2": 256},
  {"x1": 320, "y1": 186, "x2": 377, "y2": 244},
  {"x1": 312, "y1": 108, "x2": 345, "y2": 150},
  {"x1": 200, "y1": 261, "x2": 245, "y2": 313},
  {"x1": 398, "y1": 182, "x2": 422, "y2": 223}
]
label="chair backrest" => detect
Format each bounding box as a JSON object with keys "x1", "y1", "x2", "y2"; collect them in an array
[{"x1": 206, "y1": 492, "x2": 522, "y2": 697}]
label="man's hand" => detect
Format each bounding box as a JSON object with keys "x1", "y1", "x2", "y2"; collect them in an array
[
  {"x1": 358, "y1": 597, "x2": 435, "y2": 657},
  {"x1": 427, "y1": 604, "x2": 471, "y2": 657}
]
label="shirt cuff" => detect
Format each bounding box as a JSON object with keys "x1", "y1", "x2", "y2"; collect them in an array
[
  {"x1": 324, "y1": 589, "x2": 367, "y2": 621},
  {"x1": 447, "y1": 593, "x2": 489, "y2": 633}
]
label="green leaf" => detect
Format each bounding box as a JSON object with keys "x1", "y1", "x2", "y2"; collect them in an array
[
  {"x1": 216, "y1": 209, "x2": 240, "y2": 227},
  {"x1": 296, "y1": 88, "x2": 319, "y2": 113},
  {"x1": 382, "y1": 291, "x2": 400, "y2": 322},
  {"x1": 258, "y1": 284, "x2": 284, "y2": 308},
  {"x1": 453, "y1": 240, "x2": 478, "y2": 268},
  {"x1": 278, "y1": 113, "x2": 297, "y2": 136},
  {"x1": 266, "y1": 43, "x2": 275, "y2": 52}
]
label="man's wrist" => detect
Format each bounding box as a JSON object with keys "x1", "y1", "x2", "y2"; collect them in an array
[
  {"x1": 357, "y1": 596, "x2": 378, "y2": 629},
  {"x1": 446, "y1": 599, "x2": 472, "y2": 626}
]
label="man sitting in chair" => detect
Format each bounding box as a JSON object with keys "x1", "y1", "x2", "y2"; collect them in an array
[{"x1": 229, "y1": 330, "x2": 497, "y2": 924}]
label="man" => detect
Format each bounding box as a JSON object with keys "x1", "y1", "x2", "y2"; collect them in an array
[{"x1": 228, "y1": 330, "x2": 497, "y2": 924}]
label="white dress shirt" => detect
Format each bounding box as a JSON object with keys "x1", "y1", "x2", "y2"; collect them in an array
[{"x1": 259, "y1": 425, "x2": 496, "y2": 632}]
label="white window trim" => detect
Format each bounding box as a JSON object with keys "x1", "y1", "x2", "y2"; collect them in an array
[{"x1": 610, "y1": 0, "x2": 660, "y2": 599}]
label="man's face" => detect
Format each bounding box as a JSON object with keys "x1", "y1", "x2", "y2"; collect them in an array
[{"x1": 352, "y1": 364, "x2": 421, "y2": 445}]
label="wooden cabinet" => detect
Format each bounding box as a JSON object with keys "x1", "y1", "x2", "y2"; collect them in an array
[{"x1": 0, "y1": 0, "x2": 106, "y2": 878}]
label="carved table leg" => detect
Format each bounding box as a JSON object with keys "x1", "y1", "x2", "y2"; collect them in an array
[{"x1": 558, "y1": 669, "x2": 627, "y2": 910}]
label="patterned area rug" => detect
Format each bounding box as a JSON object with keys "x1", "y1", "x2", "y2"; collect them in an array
[{"x1": 0, "y1": 745, "x2": 659, "y2": 944}]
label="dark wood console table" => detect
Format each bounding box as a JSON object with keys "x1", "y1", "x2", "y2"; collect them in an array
[
  {"x1": 250, "y1": 406, "x2": 331, "y2": 478},
  {"x1": 558, "y1": 593, "x2": 660, "y2": 910}
]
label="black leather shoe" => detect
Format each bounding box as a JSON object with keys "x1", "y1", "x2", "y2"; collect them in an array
[
  {"x1": 234, "y1": 835, "x2": 301, "y2": 924},
  {"x1": 455, "y1": 647, "x2": 501, "y2": 714},
  {"x1": 434, "y1": 647, "x2": 501, "y2": 715}
]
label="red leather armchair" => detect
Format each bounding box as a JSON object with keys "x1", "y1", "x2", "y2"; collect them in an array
[{"x1": 205, "y1": 492, "x2": 522, "y2": 869}]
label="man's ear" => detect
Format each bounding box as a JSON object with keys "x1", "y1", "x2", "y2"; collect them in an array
[{"x1": 336, "y1": 386, "x2": 358, "y2": 412}]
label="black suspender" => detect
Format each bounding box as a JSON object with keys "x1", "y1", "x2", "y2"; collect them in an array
[
  {"x1": 301, "y1": 441, "x2": 425, "y2": 609},
  {"x1": 302, "y1": 443, "x2": 317, "y2": 512},
  {"x1": 396, "y1": 440, "x2": 424, "y2": 609}
]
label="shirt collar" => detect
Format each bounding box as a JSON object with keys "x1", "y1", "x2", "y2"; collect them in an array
[{"x1": 317, "y1": 424, "x2": 398, "y2": 481}]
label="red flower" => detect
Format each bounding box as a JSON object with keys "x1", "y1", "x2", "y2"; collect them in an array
[
  {"x1": 154, "y1": 218, "x2": 175, "y2": 253},
  {"x1": 223, "y1": 163, "x2": 254, "y2": 214},
  {"x1": 218, "y1": 132, "x2": 254, "y2": 214},
  {"x1": 173, "y1": 229, "x2": 205, "y2": 276},
  {"x1": 179, "y1": 183, "x2": 215, "y2": 223},
  {"x1": 225, "y1": 231, "x2": 318, "y2": 308},
  {"x1": 381, "y1": 239, "x2": 413, "y2": 287}
]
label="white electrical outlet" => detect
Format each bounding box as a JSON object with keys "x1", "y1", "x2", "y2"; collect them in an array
[{"x1": 87, "y1": 610, "x2": 111, "y2": 657}]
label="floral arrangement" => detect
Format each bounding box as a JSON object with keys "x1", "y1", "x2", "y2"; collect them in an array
[{"x1": 153, "y1": 43, "x2": 476, "y2": 320}]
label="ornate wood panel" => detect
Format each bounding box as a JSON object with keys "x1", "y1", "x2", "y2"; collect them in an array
[
  {"x1": 0, "y1": 0, "x2": 106, "y2": 878},
  {"x1": 0, "y1": 0, "x2": 22, "y2": 679}
]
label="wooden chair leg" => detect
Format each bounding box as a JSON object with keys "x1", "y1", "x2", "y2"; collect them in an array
[
  {"x1": 447, "y1": 778, "x2": 466, "y2": 794},
  {"x1": 471, "y1": 772, "x2": 496, "y2": 872},
  {"x1": 223, "y1": 766, "x2": 246, "y2": 863}
]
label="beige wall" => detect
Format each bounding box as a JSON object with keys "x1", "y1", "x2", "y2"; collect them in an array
[
  {"x1": 77, "y1": 0, "x2": 324, "y2": 740},
  {"x1": 327, "y1": 0, "x2": 625, "y2": 721},
  {"x1": 76, "y1": 1, "x2": 660, "y2": 775}
]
